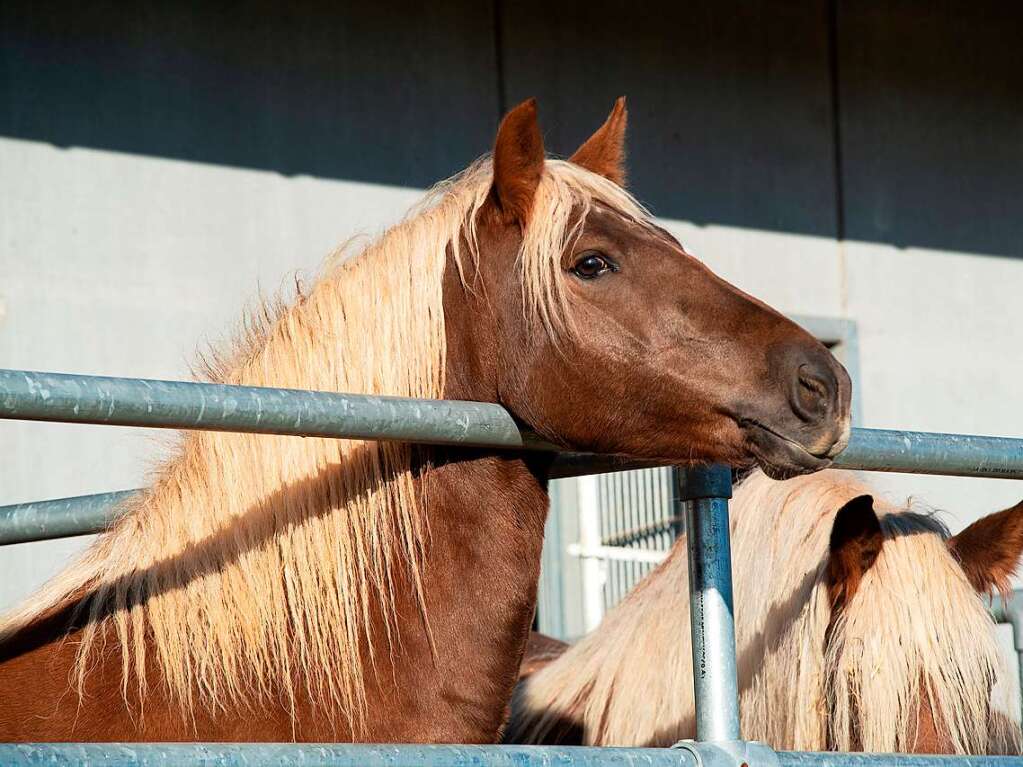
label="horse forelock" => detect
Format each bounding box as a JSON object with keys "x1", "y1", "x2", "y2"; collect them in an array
[
  {"x1": 825, "y1": 506, "x2": 1018, "y2": 754},
  {"x1": 510, "y1": 469, "x2": 1020, "y2": 754},
  {"x1": 516, "y1": 159, "x2": 650, "y2": 339},
  {"x1": 0, "y1": 155, "x2": 649, "y2": 731}
]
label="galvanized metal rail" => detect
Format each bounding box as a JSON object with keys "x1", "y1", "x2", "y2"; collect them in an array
[
  {"x1": 5, "y1": 422, "x2": 1023, "y2": 544},
  {"x1": 3, "y1": 369, "x2": 1023, "y2": 478},
  {"x1": 0, "y1": 490, "x2": 136, "y2": 545},
  {"x1": 678, "y1": 465, "x2": 741, "y2": 742},
  {"x1": 0, "y1": 743, "x2": 697, "y2": 766},
  {"x1": 835, "y1": 428, "x2": 1023, "y2": 479},
  {"x1": 0, "y1": 368, "x2": 556, "y2": 450},
  {"x1": 2, "y1": 743, "x2": 1022, "y2": 766},
  {"x1": 3, "y1": 368, "x2": 1023, "y2": 545}
]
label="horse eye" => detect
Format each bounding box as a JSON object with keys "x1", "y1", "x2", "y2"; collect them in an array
[{"x1": 572, "y1": 253, "x2": 615, "y2": 279}]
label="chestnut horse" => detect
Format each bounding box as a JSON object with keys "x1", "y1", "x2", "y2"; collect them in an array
[
  {"x1": 0, "y1": 99, "x2": 850, "y2": 743},
  {"x1": 510, "y1": 470, "x2": 1023, "y2": 754}
]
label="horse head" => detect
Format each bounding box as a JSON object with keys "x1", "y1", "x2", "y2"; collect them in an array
[
  {"x1": 826, "y1": 494, "x2": 1023, "y2": 753},
  {"x1": 451, "y1": 98, "x2": 852, "y2": 478}
]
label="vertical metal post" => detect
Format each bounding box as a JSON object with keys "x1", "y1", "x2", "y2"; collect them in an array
[
  {"x1": 679, "y1": 464, "x2": 740, "y2": 742},
  {"x1": 577, "y1": 473, "x2": 606, "y2": 633}
]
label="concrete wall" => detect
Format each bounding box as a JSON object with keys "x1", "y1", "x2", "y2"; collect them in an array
[{"x1": 0, "y1": 137, "x2": 421, "y2": 607}]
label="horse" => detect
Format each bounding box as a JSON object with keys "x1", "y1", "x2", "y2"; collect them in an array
[
  {"x1": 508, "y1": 469, "x2": 1023, "y2": 754},
  {"x1": 0, "y1": 98, "x2": 851, "y2": 743}
]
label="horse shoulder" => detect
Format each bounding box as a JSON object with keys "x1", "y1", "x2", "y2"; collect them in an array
[
  {"x1": 0, "y1": 617, "x2": 124, "y2": 740},
  {"x1": 0, "y1": 616, "x2": 303, "y2": 742}
]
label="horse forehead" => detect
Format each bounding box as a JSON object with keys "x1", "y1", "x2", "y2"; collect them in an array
[{"x1": 582, "y1": 202, "x2": 677, "y2": 249}]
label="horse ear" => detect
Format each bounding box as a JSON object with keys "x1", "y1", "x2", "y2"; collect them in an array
[
  {"x1": 569, "y1": 96, "x2": 628, "y2": 186},
  {"x1": 827, "y1": 495, "x2": 884, "y2": 610},
  {"x1": 492, "y1": 98, "x2": 546, "y2": 226},
  {"x1": 948, "y1": 500, "x2": 1023, "y2": 595}
]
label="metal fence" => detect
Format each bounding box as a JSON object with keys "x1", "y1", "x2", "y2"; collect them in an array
[{"x1": 3, "y1": 366, "x2": 1023, "y2": 766}]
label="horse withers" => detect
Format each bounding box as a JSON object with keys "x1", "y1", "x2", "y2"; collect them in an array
[
  {"x1": 510, "y1": 470, "x2": 1023, "y2": 754},
  {"x1": 0, "y1": 99, "x2": 850, "y2": 742}
]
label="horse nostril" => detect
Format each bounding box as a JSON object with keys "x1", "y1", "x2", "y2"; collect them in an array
[
  {"x1": 799, "y1": 367, "x2": 829, "y2": 399},
  {"x1": 792, "y1": 362, "x2": 835, "y2": 422}
]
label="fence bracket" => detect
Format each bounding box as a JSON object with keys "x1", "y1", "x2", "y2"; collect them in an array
[{"x1": 673, "y1": 740, "x2": 781, "y2": 767}]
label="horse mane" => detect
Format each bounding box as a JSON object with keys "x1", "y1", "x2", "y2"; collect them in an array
[
  {"x1": 510, "y1": 469, "x2": 1021, "y2": 754},
  {"x1": 0, "y1": 157, "x2": 649, "y2": 732}
]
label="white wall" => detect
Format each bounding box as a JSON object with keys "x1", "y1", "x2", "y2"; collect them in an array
[
  {"x1": 0, "y1": 136, "x2": 420, "y2": 609},
  {"x1": 844, "y1": 241, "x2": 1023, "y2": 519}
]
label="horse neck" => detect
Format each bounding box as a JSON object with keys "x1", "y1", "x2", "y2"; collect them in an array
[
  {"x1": 0, "y1": 243, "x2": 556, "y2": 743},
  {"x1": 383, "y1": 266, "x2": 554, "y2": 741}
]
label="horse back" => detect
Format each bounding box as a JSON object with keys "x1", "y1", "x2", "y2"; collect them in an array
[{"x1": 518, "y1": 631, "x2": 569, "y2": 681}]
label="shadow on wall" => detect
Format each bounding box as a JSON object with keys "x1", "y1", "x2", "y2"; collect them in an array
[
  {"x1": 0, "y1": 0, "x2": 501, "y2": 189},
  {"x1": 1, "y1": 0, "x2": 1020, "y2": 258}
]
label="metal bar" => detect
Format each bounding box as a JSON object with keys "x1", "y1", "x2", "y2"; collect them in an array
[
  {"x1": 0, "y1": 454, "x2": 657, "y2": 547},
  {"x1": 548, "y1": 454, "x2": 664, "y2": 478},
  {"x1": 833, "y1": 428, "x2": 1023, "y2": 479},
  {"x1": 775, "y1": 753, "x2": 1023, "y2": 767},
  {"x1": 0, "y1": 369, "x2": 557, "y2": 450},
  {"x1": 5, "y1": 370, "x2": 1023, "y2": 478},
  {"x1": 678, "y1": 465, "x2": 740, "y2": 742},
  {"x1": 10, "y1": 424, "x2": 1023, "y2": 547},
  {"x1": 0, "y1": 743, "x2": 697, "y2": 767},
  {"x1": 552, "y1": 428, "x2": 1023, "y2": 480},
  {"x1": 0, "y1": 490, "x2": 135, "y2": 545},
  {"x1": 5, "y1": 369, "x2": 1023, "y2": 548},
  {"x1": 566, "y1": 542, "x2": 668, "y2": 565},
  {"x1": 0, "y1": 459, "x2": 656, "y2": 546},
  {"x1": 3, "y1": 744, "x2": 1022, "y2": 767}
]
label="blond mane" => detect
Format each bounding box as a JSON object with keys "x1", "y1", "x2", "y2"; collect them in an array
[
  {"x1": 0, "y1": 157, "x2": 649, "y2": 731},
  {"x1": 511, "y1": 469, "x2": 1021, "y2": 753}
]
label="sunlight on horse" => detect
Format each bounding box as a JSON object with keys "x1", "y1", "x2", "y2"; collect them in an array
[
  {"x1": 0, "y1": 99, "x2": 850, "y2": 742},
  {"x1": 510, "y1": 470, "x2": 1023, "y2": 754}
]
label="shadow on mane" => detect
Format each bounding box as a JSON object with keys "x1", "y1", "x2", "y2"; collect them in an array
[{"x1": 0, "y1": 440, "x2": 403, "y2": 652}]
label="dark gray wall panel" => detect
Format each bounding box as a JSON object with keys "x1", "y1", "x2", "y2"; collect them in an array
[
  {"x1": 837, "y1": 1, "x2": 1023, "y2": 257},
  {"x1": 5, "y1": 1, "x2": 1018, "y2": 256},
  {"x1": 0, "y1": 1, "x2": 500, "y2": 188},
  {"x1": 500, "y1": 0, "x2": 839, "y2": 237}
]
